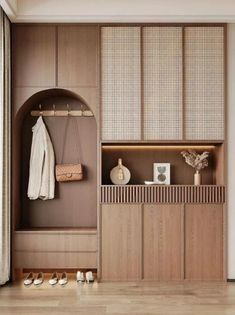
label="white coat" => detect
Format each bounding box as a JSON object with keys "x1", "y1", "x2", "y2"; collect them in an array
[{"x1": 27, "y1": 116, "x2": 55, "y2": 200}]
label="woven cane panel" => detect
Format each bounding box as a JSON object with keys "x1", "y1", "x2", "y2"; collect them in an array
[
  {"x1": 101, "y1": 27, "x2": 141, "y2": 140},
  {"x1": 143, "y1": 27, "x2": 183, "y2": 140},
  {"x1": 185, "y1": 27, "x2": 224, "y2": 140}
]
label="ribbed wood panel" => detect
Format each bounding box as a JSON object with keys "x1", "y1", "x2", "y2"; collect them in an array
[
  {"x1": 143, "y1": 27, "x2": 183, "y2": 140},
  {"x1": 101, "y1": 27, "x2": 141, "y2": 140},
  {"x1": 184, "y1": 27, "x2": 224, "y2": 140},
  {"x1": 101, "y1": 185, "x2": 225, "y2": 204}
]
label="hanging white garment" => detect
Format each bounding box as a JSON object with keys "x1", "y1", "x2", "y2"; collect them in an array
[{"x1": 27, "y1": 116, "x2": 55, "y2": 200}]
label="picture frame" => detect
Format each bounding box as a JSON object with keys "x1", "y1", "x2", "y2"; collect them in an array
[{"x1": 153, "y1": 163, "x2": 170, "y2": 185}]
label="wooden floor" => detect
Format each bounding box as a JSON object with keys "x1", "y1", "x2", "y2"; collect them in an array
[{"x1": 1, "y1": 280, "x2": 235, "y2": 314}]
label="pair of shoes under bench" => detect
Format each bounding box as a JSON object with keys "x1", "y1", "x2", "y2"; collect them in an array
[
  {"x1": 24, "y1": 272, "x2": 44, "y2": 286},
  {"x1": 49, "y1": 272, "x2": 68, "y2": 286},
  {"x1": 77, "y1": 271, "x2": 94, "y2": 283}
]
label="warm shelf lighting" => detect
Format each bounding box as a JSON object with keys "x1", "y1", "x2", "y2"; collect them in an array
[{"x1": 102, "y1": 145, "x2": 216, "y2": 150}]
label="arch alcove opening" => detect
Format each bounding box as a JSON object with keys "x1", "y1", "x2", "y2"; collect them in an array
[{"x1": 15, "y1": 89, "x2": 97, "y2": 229}]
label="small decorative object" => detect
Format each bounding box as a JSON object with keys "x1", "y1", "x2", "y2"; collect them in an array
[
  {"x1": 110, "y1": 158, "x2": 131, "y2": 185},
  {"x1": 181, "y1": 150, "x2": 209, "y2": 185},
  {"x1": 153, "y1": 163, "x2": 170, "y2": 185}
]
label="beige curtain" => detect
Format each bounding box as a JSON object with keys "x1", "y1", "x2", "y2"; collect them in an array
[{"x1": 0, "y1": 7, "x2": 11, "y2": 285}]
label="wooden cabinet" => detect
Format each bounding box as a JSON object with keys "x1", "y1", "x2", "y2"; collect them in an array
[
  {"x1": 143, "y1": 204, "x2": 183, "y2": 280},
  {"x1": 101, "y1": 27, "x2": 141, "y2": 140},
  {"x1": 101, "y1": 25, "x2": 225, "y2": 141},
  {"x1": 58, "y1": 26, "x2": 99, "y2": 87},
  {"x1": 12, "y1": 25, "x2": 56, "y2": 87},
  {"x1": 101, "y1": 204, "x2": 142, "y2": 281},
  {"x1": 14, "y1": 229, "x2": 97, "y2": 269},
  {"x1": 185, "y1": 204, "x2": 224, "y2": 280}
]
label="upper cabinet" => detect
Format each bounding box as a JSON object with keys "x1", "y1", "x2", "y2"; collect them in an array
[
  {"x1": 57, "y1": 26, "x2": 99, "y2": 87},
  {"x1": 184, "y1": 27, "x2": 224, "y2": 140},
  {"x1": 143, "y1": 27, "x2": 183, "y2": 140},
  {"x1": 12, "y1": 25, "x2": 99, "y2": 90},
  {"x1": 12, "y1": 25, "x2": 56, "y2": 87},
  {"x1": 101, "y1": 27, "x2": 141, "y2": 140},
  {"x1": 101, "y1": 25, "x2": 225, "y2": 141}
]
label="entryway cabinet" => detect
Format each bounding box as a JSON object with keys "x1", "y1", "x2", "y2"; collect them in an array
[
  {"x1": 101, "y1": 26, "x2": 224, "y2": 141},
  {"x1": 101, "y1": 202, "x2": 224, "y2": 281}
]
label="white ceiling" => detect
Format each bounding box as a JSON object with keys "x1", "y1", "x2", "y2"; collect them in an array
[{"x1": 1, "y1": 0, "x2": 235, "y2": 23}]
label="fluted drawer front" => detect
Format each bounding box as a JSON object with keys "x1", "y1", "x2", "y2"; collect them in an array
[{"x1": 101, "y1": 185, "x2": 225, "y2": 204}]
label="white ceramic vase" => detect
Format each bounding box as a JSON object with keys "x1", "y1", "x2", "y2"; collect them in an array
[{"x1": 194, "y1": 170, "x2": 201, "y2": 185}]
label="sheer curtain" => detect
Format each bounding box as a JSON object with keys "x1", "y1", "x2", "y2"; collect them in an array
[{"x1": 0, "y1": 7, "x2": 11, "y2": 285}]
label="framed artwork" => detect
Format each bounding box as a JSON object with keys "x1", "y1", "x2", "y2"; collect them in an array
[{"x1": 153, "y1": 163, "x2": 170, "y2": 185}]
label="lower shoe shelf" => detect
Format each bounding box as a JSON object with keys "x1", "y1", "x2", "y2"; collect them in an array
[{"x1": 13, "y1": 228, "x2": 97, "y2": 270}]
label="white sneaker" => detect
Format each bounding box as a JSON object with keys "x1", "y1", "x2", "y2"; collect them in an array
[
  {"x1": 85, "y1": 271, "x2": 94, "y2": 283},
  {"x1": 76, "y1": 271, "x2": 85, "y2": 283}
]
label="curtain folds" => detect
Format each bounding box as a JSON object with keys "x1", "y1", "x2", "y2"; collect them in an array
[{"x1": 0, "y1": 7, "x2": 11, "y2": 285}]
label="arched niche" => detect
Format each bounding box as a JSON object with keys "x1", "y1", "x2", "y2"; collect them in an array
[{"x1": 14, "y1": 88, "x2": 97, "y2": 229}]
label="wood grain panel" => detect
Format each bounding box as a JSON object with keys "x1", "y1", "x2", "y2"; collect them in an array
[
  {"x1": 14, "y1": 252, "x2": 97, "y2": 269},
  {"x1": 58, "y1": 26, "x2": 98, "y2": 87},
  {"x1": 14, "y1": 231, "x2": 97, "y2": 252},
  {"x1": 185, "y1": 204, "x2": 224, "y2": 280},
  {"x1": 101, "y1": 204, "x2": 142, "y2": 281},
  {"x1": 143, "y1": 204, "x2": 183, "y2": 280},
  {"x1": 12, "y1": 25, "x2": 56, "y2": 87}
]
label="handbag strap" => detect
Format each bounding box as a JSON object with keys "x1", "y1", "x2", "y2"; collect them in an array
[{"x1": 60, "y1": 116, "x2": 82, "y2": 164}]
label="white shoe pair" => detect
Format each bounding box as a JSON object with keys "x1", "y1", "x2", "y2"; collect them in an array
[
  {"x1": 77, "y1": 271, "x2": 94, "y2": 283},
  {"x1": 24, "y1": 272, "x2": 44, "y2": 286},
  {"x1": 49, "y1": 272, "x2": 68, "y2": 286}
]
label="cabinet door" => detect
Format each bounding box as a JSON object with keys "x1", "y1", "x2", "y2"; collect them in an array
[
  {"x1": 143, "y1": 27, "x2": 183, "y2": 140},
  {"x1": 143, "y1": 204, "x2": 183, "y2": 280},
  {"x1": 185, "y1": 204, "x2": 224, "y2": 280},
  {"x1": 185, "y1": 27, "x2": 224, "y2": 140},
  {"x1": 101, "y1": 204, "x2": 142, "y2": 281},
  {"x1": 58, "y1": 26, "x2": 99, "y2": 87},
  {"x1": 101, "y1": 27, "x2": 141, "y2": 140},
  {"x1": 12, "y1": 25, "x2": 56, "y2": 87}
]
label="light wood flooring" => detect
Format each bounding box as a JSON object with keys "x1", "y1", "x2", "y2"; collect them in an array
[{"x1": 1, "y1": 280, "x2": 235, "y2": 315}]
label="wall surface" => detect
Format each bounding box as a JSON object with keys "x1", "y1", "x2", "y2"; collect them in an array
[{"x1": 227, "y1": 24, "x2": 235, "y2": 279}]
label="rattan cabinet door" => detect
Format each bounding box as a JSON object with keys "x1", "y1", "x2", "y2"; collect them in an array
[
  {"x1": 184, "y1": 27, "x2": 224, "y2": 140},
  {"x1": 101, "y1": 27, "x2": 141, "y2": 140},
  {"x1": 143, "y1": 27, "x2": 183, "y2": 140}
]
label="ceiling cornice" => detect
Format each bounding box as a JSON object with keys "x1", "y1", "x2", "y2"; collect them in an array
[
  {"x1": 0, "y1": 0, "x2": 16, "y2": 20},
  {"x1": 7, "y1": 14, "x2": 235, "y2": 24}
]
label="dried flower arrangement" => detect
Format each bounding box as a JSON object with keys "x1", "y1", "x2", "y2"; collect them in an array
[{"x1": 181, "y1": 150, "x2": 209, "y2": 172}]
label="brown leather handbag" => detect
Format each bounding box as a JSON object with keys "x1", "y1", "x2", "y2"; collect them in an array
[{"x1": 56, "y1": 116, "x2": 83, "y2": 182}]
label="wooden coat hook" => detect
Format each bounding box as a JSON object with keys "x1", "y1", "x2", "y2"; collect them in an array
[{"x1": 31, "y1": 104, "x2": 94, "y2": 117}]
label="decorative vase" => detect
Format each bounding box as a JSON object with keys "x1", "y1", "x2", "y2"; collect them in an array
[
  {"x1": 194, "y1": 170, "x2": 201, "y2": 185},
  {"x1": 110, "y1": 158, "x2": 131, "y2": 185}
]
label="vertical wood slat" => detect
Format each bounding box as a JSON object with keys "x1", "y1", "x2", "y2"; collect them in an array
[{"x1": 101, "y1": 186, "x2": 225, "y2": 204}]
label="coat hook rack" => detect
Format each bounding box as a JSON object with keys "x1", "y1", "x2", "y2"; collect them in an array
[{"x1": 31, "y1": 104, "x2": 94, "y2": 117}]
